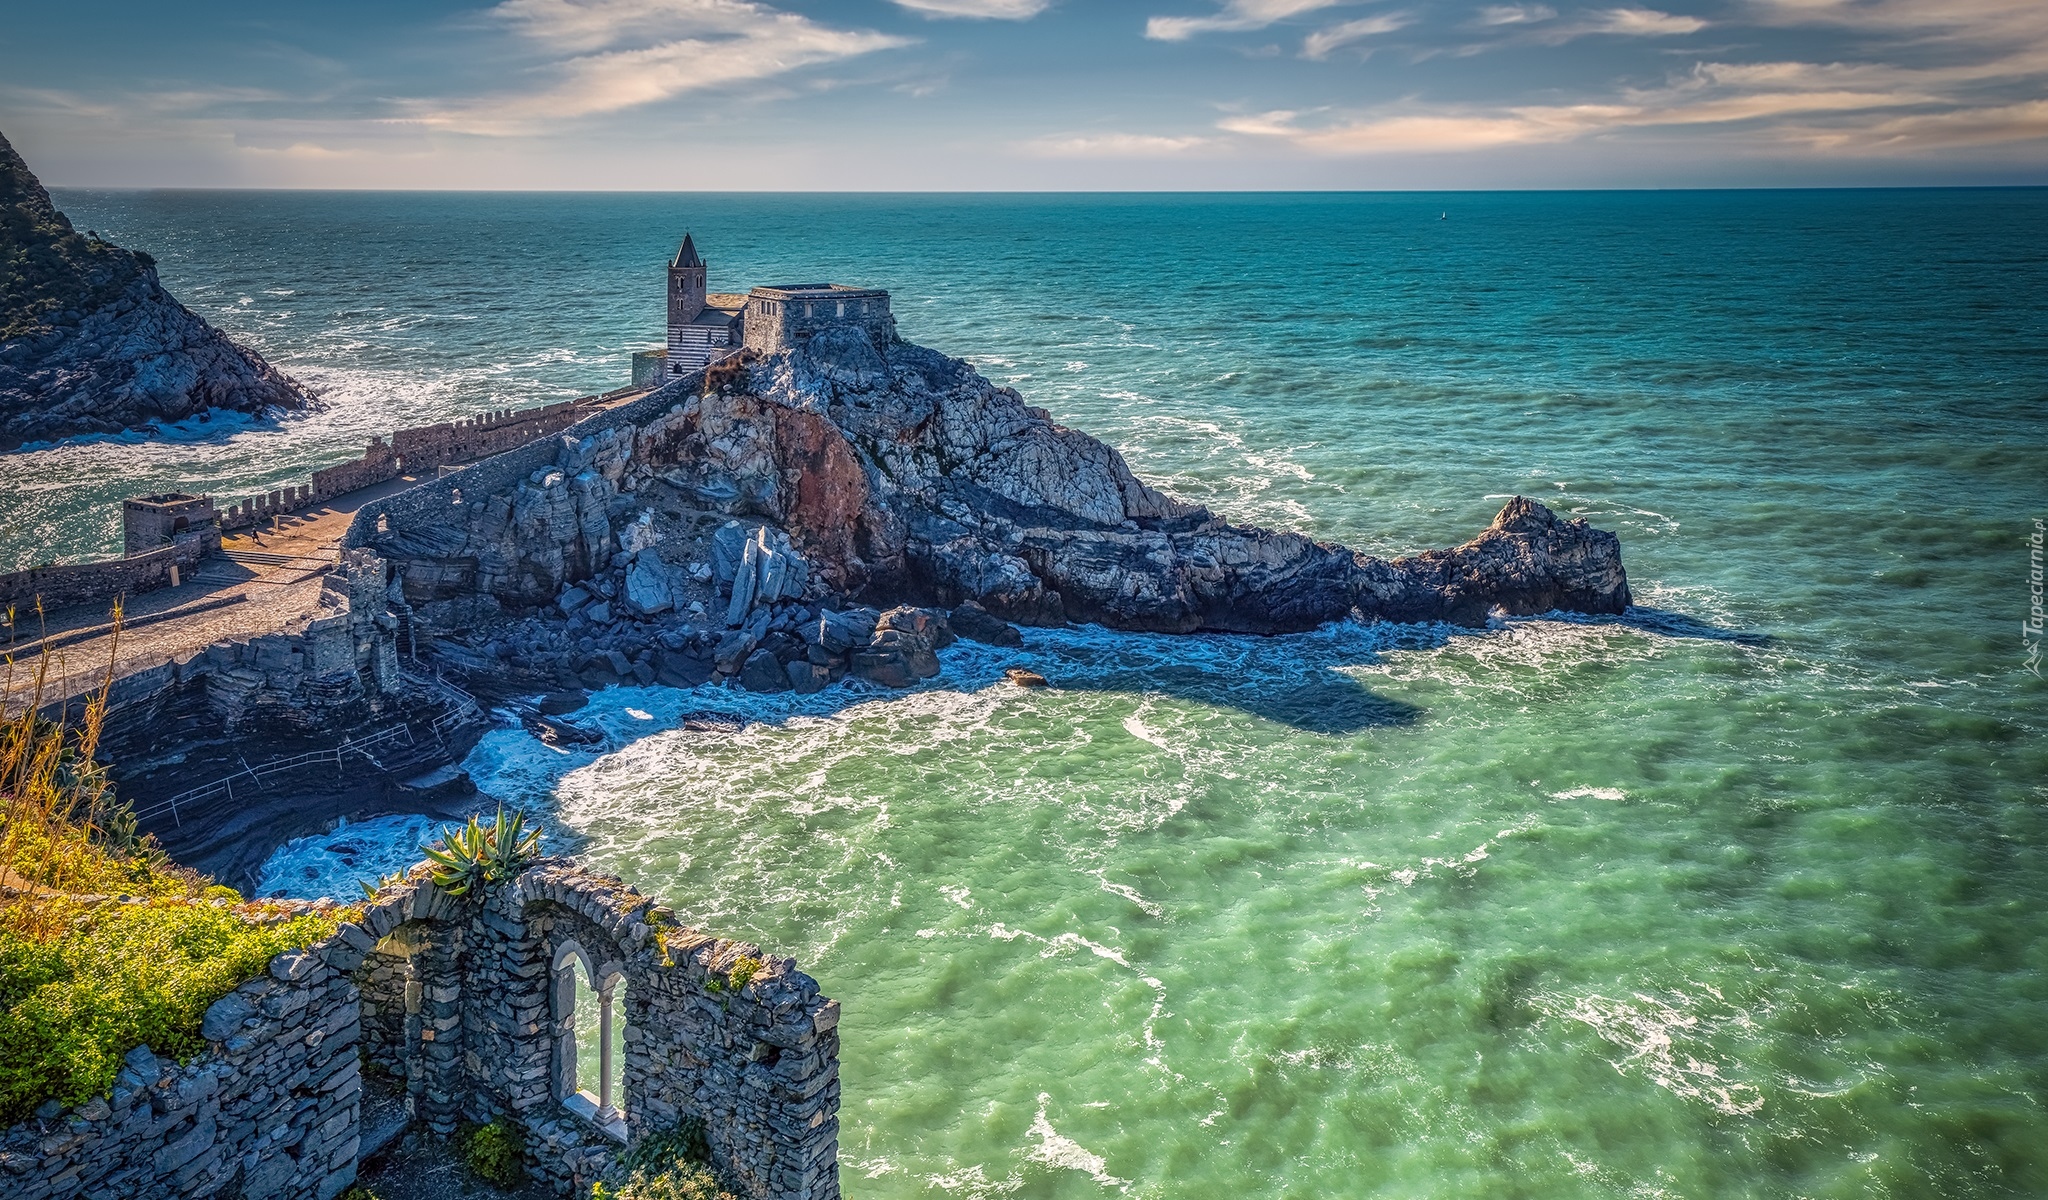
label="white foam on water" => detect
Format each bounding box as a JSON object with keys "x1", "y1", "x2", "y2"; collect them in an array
[
  {"x1": 1533, "y1": 983, "x2": 1767, "y2": 1116},
  {"x1": 1026, "y1": 1094, "x2": 1128, "y2": 1189},
  {"x1": 255, "y1": 812, "x2": 442, "y2": 900},
  {"x1": 1550, "y1": 786, "x2": 1629, "y2": 802}
]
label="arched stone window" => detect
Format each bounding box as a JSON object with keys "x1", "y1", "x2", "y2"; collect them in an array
[{"x1": 551, "y1": 940, "x2": 627, "y2": 1139}]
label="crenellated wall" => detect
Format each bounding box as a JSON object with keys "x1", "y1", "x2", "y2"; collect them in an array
[{"x1": 0, "y1": 862, "x2": 841, "y2": 1200}]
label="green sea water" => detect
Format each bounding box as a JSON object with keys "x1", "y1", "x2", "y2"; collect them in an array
[{"x1": 30, "y1": 189, "x2": 2048, "y2": 1196}]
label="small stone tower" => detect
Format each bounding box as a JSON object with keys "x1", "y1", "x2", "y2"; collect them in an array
[
  {"x1": 668, "y1": 233, "x2": 706, "y2": 329},
  {"x1": 664, "y1": 234, "x2": 743, "y2": 375}
]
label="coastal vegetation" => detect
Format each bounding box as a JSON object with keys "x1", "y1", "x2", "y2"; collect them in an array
[
  {"x1": 593, "y1": 1121, "x2": 738, "y2": 1200},
  {"x1": 422, "y1": 807, "x2": 544, "y2": 896},
  {"x1": 0, "y1": 131, "x2": 143, "y2": 342},
  {"x1": 0, "y1": 642, "x2": 344, "y2": 1124}
]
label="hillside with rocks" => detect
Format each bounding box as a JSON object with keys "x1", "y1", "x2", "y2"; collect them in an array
[
  {"x1": 0, "y1": 129, "x2": 312, "y2": 449},
  {"x1": 359, "y1": 328, "x2": 1631, "y2": 696}
]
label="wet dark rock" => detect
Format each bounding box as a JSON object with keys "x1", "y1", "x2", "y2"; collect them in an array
[
  {"x1": 950, "y1": 600, "x2": 1024, "y2": 648},
  {"x1": 739, "y1": 648, "x2": 791, "y2": 692}
]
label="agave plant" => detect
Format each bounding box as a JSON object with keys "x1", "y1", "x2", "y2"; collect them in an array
[{"x1": 421, "y1": 807, "x2": 543, "y2": 896}]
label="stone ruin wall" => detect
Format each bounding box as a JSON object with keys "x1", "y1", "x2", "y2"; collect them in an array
[
  {"x1": 0, "y1": 916, "x2": 366, "y2": 1200},
  {"x1": 0, "y1": 863, "x2": 841, "y2": 1200}
]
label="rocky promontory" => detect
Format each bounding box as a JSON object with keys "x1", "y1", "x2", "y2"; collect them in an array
[
  {"x1": 360, "y1": 326, "x2": 1630, "y2": 695},
  {"x1": 0, "y1": 130, "x2": 312, "y2": 449}
]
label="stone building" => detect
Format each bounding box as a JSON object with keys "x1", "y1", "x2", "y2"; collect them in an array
[
  {"x1": 656, "y1": 236, "x2": 893, "y2": 377},
  {"x1": 742, "y1": 284, "x2": 894, "y2": 357},
  {"x1": 665, "y1": 234, "x2": 746, "y2": 375},
  {"x1": 123, "y1": 492, "x2": 218, "y2": 557}
]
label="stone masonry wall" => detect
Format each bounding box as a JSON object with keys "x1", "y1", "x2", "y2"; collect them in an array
[
  {"x1": 217, "y1": 398, "x2": 608, "y2": 534},
  {"x1": 0, "y1": 534, "x2": 212, "y2": 614},
  {"x1": 0, "y1": 918, "x2": 367, "y2": 1200},
  {"x1": 347, "y1": 860, "x2": 841, "y2": 1199},
  {"x1": 0, "y1": 862, "x2": 839, "y2": 1200}
]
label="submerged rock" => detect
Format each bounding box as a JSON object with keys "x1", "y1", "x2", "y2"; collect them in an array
[{"x1": 0, "y1": 129, "x2": 313, "y2": 449}]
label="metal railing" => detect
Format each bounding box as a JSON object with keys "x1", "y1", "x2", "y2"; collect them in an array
[{"x1": 134, "y1": 723, "x2": 418, "y2": 830}]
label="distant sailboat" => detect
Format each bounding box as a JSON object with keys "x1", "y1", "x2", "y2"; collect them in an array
[{"x1": 1439, "y1": 212, "x2": 1447, "y2": 220}]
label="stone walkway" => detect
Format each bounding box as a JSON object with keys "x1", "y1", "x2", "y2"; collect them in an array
[{"x1": 0, "y1": 474, "x2": 425, "y2": 710}]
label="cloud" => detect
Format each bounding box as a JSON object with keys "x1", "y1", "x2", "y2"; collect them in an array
[
  {"x1": 417, "y1": 0, "x2": 908, "y2": 131},
  {"x1": 1475, "y1": 4, "x2": 1555, "y2": 25},
  {"x1": 888, "y1": 0, "x2": 1051, "y2": 17},
  {"x1": 1301, "y1": 13, "x2": 1415, "y2": 58},
  {"x1": 1145, "y1": 0, "x2": 1352, "y2": 42},
  {"x1": 1583, "y1": 8, "x2": 1706, "y2": 36},
  {"x1": 1020, "y1": 131, "x2": 1219, "y2": 155}
]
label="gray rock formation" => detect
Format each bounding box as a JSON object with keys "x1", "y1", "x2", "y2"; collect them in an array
[
  {"x1": 369, "y1": 332, "x2": 1629, "y2": 664},
  {"x1": 0, "y1": 129, "x2": 312, "y2": 449}
]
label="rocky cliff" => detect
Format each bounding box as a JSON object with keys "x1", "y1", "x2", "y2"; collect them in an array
[
  {"x1": 361, "y1": 327, "x2": 1629, "y2": 696},
  {"x1": 0, "y1": 130, "x2": 312, "y2": 449}
]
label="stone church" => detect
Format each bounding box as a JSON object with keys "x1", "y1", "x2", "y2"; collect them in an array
[{"x1": 645, "y1": 234, "x2": 897, "y2": 381}]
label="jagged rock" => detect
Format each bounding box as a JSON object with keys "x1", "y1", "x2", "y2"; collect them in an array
[
  {"x1": 712, "y1": 630, "x2": 756, "y2": 675},
  {"x1": 0, "y1": 129, "x2": 313, "y2": 449},
  {"x1": 877, "y1": 605, "x2": 955, "y2": 649},
  {"x1": 1005, "y1": 668, "x2": 1048, "y2": 688},
  {"x1": 653, "y1": 648, "x2": 713, "y2": 688},
  {"x1": 948, "y1": 600, "x2": 1022, "y2": 648},
  {"x1": 739, "y1": 649, "x2": 790, "y2": 692},
  {"x1": 623, "y1": 554, "x2": 674, "y2": 616},
  {"x1": 370, "y1": 330, "x2": 1628, "y2": 642}
]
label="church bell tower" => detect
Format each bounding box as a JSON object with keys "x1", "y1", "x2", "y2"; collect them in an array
[{"x1": 669, "y1": 233, "x2": 707, "y2": 328}]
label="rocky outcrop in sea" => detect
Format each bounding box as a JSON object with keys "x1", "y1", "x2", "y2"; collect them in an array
[
  {"x1": 0, "y1": 129, "x2": 312, "y2": 449},
  {"x1": 365, "y1": 326, "x2": 1630, "y2": 694}
]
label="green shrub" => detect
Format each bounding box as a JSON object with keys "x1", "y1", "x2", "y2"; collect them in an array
[
  {"x1": 726, "y1": 956, "x2": 761, "y2": 993},
  {"x1": 0, "y1": 901, "x2": 340, "y2": 1122},
  {"x1": 465, "y1": 1117, "x2": 525, "y2": 1187},
  {"x1": 423, "y1": 808, "x2": 542, "y2": 897},
  {"x1": 594, "y1": 1119, "x2": 734, "y2": 1200}
]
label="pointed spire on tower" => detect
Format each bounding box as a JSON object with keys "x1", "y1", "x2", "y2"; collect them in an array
[{"x1": 673, "y1": 233, "x2": 703, "y2": 269}]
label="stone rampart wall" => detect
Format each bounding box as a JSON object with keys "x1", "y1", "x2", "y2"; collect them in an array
[
  {"x1": 340, "y1": 374, "x2": 699, "y2": 554},
  {"x1": 219, "y1": 398, "x2": 607, "y2": 533},
  {"x1": 0, "y1": 919, "x2": 367, "y2": 1200},
  {"x1": 0, "y1": 533, "x2": 212, "y2": 614}
]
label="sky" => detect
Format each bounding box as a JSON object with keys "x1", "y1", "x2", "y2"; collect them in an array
[{"x1": 5, "y1": 0, "x2": 2046, "y2": 189}]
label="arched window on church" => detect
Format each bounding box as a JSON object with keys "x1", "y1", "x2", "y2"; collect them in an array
[{"x1": 551, "y1": 941, "x2": 627, "y2": 1137}]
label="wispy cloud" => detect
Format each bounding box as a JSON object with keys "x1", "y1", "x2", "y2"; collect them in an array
[
  {"x1": 1301, "y1": 13, "x2": 1415, "y2": 59},
  {"x1": 1019, "y1": 131, "x2": 1219, "y2": 155},
  {"x1": 1146, "y1": 0, "x2": 1353, "y2": 43},
  {"x1": 1581, "y1": 8, "x2": 1705, "y2": 36},
  {"x1": 1474, "y1": 4, "x2": 1555, "y2": 26},
  {"x1": 890, "y1": 0, "x2": 1050, "y2": 18},
  {"x1": 416, "y1": 0, "x2": 908, "y2": 132}
]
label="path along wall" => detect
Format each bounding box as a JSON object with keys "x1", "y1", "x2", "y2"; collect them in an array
[{"x1": 0, "y1": 862, "x2": 841, "y2": 1200}]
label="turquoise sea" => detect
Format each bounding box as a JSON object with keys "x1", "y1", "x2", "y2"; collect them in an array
[{"x1": 20, "y1": 190, "x2": 2048, "y2": 1197}]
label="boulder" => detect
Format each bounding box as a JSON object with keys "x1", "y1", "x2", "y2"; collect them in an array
[
  {"x1": 739, "y1": 649, "x2": 791, "y2": 692},
  {"x1": 713, "y1": 630, "x2": 757, "y2": 675},
  {"x1": 949, "y1": 600, "x2": 1023, "y2": 648},
  {"x1": 786, "y1": 661, "x2": 830, "y2": 695},
  {"x1": 623, "y1": 555, "x2": 674, "y2": 616},
  {"x1": 852, "y1": 627, "x2": 940, "y2": 688},
  {"x1": 814, "y1": 607, "x2": 878, "y2": 654},
  {"x1": 1005, "y1": 668, "x2": 1049, "y2": 688},
  {"x1": 877, "y1": 605, "x2": 955, "y2": 649}
]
